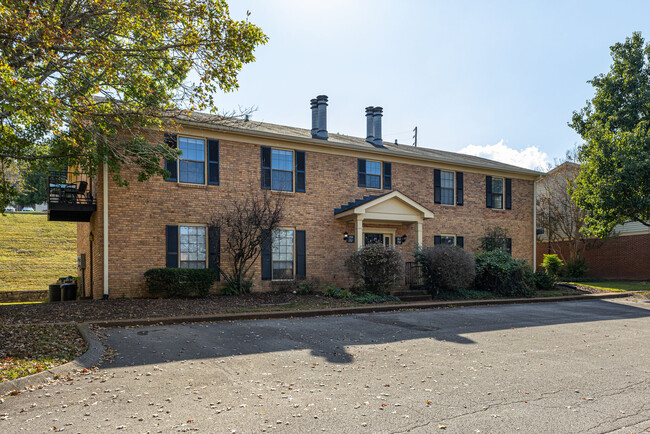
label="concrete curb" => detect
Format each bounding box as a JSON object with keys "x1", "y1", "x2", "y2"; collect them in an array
[
  {"x1": 90, "y1": 291, "x2": 636, "y2": 328},
  {"x1": 0, "y1": 323, "x2": 104, "y2": 396},
  {"x1": 1, "y1": 291, "x2": 638, "y2": 395}
]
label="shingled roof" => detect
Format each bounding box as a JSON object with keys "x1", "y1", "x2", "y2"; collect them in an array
[{"x1": 175, "y1": 111, "x2": 544, "y2": 178}]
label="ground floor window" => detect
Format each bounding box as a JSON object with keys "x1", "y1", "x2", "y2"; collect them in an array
[
  {"x1": 180, "y1": 225, "x2": 206, "y2": 268},
  {"x1": 439, "y1": 235, "x2": 456, "y2": 246},
  {"x1": 272, "y1": 229, "x2": 294, "y2": 280}
]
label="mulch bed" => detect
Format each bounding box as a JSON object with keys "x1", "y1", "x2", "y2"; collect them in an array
[
  {"x1": 0, "y1": 293, "x2": 361, "y2": 326},
  {"x1": 555, "y1": 283, "x2": 609, "y2": 294}
]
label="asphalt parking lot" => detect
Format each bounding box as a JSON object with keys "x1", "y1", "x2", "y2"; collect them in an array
[{"x1": 1, "y1": 298, "x2": 649, "y2": 433}]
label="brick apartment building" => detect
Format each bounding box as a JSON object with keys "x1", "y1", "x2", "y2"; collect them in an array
[{"x1": 49, "y1": 96, "x2": 542, "y2": 299}]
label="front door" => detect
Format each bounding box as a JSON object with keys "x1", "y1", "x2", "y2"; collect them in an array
[
  {"x1": 364, "y1": 233, "x2": 393, "y2": 247},
  {"x1": 364, "y1": 233, "x2": 383, "y2": 246}
]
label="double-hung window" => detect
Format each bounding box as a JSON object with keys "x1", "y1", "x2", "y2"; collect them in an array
[
  {"x1": 365, "y1": 161, "x2": 381, "y2": 189},
  {"x1": 440, "y1": 171, "x2": 454, "y2": 205},
  {"x1": 178, "y1": 137, "x2": 205, "y2": 184},
  {"x1": 434, "y1": 235, "x2": 464, "y2": 248},
  {"x1": 272, "y1": 229, "x2": 294, "y2": 280},
  {"x1": 179, "y1": 225, "x2": 207, "y2": 269},
  {"x1": 358, "y1": 159, "x2": 391, "y2": 189},
  {"x1": 491, "y1": 178, "x2": 504, "y2": 209},
  {"x1": 271, "y1": 149, "x2": 293, "y2": 192}
]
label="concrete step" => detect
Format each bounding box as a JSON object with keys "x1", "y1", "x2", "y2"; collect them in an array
[
  {"x1": 396, "y1": 294, "x2": 432, "y2": 302},
  {"x1": 391, "y1": 290, "x2": 428, "y2": 297}
]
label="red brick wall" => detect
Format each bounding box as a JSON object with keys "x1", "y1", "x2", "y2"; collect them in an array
[
  {"x1": 535, "y1": 234, "x2": 650, "y2": 280},
  {"x1": 83, "y1": 132, "x2": 536, "y2": 298}
]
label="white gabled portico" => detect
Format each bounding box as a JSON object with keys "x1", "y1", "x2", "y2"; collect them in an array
[{"x1": 334, "y1": 191, "x2": 434, "y2": 249}]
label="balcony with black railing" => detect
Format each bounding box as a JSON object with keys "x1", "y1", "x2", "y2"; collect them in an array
[{"x1": 47, "y1": 171, "x2": 97, "y2": 222}]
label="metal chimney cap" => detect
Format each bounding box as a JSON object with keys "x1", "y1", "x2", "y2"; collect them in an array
[
  {"x1": 373, "y1": 106, "x2": 383, "y2": 113},
  {"x1": 316, "y1": 95, "x2": 328, "y2": 102},
  {"x1": 365, "y1": 106, "x2": 375, "y2": 113}
]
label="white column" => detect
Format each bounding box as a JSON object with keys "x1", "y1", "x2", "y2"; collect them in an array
[
  {"x1": 356, "y1": 216, "x2": 364, "y2": 250},
  {"x1": 416, "y1": 219, "x2": 423, "y2": 248}
]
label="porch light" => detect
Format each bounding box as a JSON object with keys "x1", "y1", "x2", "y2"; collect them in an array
[
  {"x1": 402, "y1": 234, "x2": 407, "y2": 241},
  {"x1": 343, "y1": 232, "x2": 349, "y2": 240}
]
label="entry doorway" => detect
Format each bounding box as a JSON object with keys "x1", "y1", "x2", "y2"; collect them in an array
[{"x1": 364, "y1": 233, "x2": 393, "y2": 247}]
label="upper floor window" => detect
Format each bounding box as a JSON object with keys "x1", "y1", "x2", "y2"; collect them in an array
[
  {"x1": 261, "y1": 147, "x2": 306, "y2": 192},
  {"x1": 491, "y1": 177, "x2": 504, "y2": 209},
  {"x1": 164, "y1": 134, "x2": 219, "y2": 186},
  {"x1": 434, "y1": 169, "x2": 463, "y2": 206},
  {"x1": 271, "y1": 149, "x2": 293, "y2": 192},
  {"x1": 178, "y1": 137, "x2": 205, "y2": 184},
  {"x1": 486, "y1": 176, "x2": 511, "y2": 210},
  {"x1": 358, "y1": 159, "x2": 392, "y2": 189},
  {"x1": 440, "y1": 171, "x2": 454, "y2": 205}
]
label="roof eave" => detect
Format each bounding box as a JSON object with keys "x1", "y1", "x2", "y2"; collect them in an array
[{"x1": 176, "y1": 119, "x2": 544, "y2": 179}]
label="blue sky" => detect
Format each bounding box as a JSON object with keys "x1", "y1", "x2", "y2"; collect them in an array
[{"x1": 212, "y1": 1, "x2": 650, "y2": 170}]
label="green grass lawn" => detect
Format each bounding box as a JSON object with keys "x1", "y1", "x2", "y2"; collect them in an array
[
  {"x1": 0, "y1": 213, "x2": 76, "y2": 291},
  {"x1": 568, "y1": 281, "x2": 650, "y2": 292}
]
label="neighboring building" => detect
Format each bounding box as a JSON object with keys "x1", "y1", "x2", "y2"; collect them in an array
[
  {"x1": 536, "y1": 161, "x2": 650, "y2": 279},
  {"x1": 48, "y1": 96, "x2": 541, "y2": 299}
]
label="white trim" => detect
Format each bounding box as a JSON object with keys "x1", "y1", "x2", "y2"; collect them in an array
[{"x1": 103, "y1": 163, "x2": 109, "y2": 297}]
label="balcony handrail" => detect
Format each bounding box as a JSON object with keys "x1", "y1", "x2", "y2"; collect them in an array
[{"x1": 47, "y1": 171, "x2": 96, "y2": 206}]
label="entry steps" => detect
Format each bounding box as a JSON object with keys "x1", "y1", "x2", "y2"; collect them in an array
[{"x1": 391, "y1": 289, "x2": 432, "y2": 302}]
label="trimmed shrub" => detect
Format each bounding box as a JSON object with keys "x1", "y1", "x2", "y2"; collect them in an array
[
  {"x1": 345, "y1": 244, "x2": 403, "y2": 295},
  {"x1": 144, "y1": 268, "x2": 220, "y2": 298},
  {"x1": 564, "y1": 257, "x2": 588, "y2": 278},
  {"x1": 541, "y1": 254, "x2": 564, "y2": 278},
  {"x1": 474, "y1": 251, "x2": 535, "y2": 297},
  {"x1": 534, "y1": 268, "x2": 557, "y2": 291},
  {"x1": 415, "y1": 246, "x2": 476, "y2": 295}
]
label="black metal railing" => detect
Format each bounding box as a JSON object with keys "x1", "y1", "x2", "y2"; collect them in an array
[
  {"x1": 48, "y1": 171, "x2": 95, "y2": 206},
  {"x1": 405, "y1": 261, "x2": 424, "y2": 288}
]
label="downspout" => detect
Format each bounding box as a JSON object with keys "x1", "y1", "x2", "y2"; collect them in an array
[
  {"x1": 103, "y1": 163, "x2": 109, "y2": 299},
  {"x1": 533, "y1": 175, "x2": 542, "y2": 271}
]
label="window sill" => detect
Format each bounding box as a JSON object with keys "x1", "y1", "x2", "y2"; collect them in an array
[{"x1": 177, "y1": 183, "x2": 208, "y2": 189}]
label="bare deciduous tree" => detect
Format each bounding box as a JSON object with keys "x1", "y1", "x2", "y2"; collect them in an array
[{"x1": 208, "y1": 189, "x2": 284, "y2": 293}]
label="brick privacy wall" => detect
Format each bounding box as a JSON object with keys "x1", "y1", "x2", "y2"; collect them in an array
[
  {"x1": 78, "y1": 173, "x2": 105, "y2": 299},
  {"x1": 86, "y1": 136, "x2": 535, "y2": 298},
  {"x1": 536, "y1": 234, "x2": 650, "y2": 280}
]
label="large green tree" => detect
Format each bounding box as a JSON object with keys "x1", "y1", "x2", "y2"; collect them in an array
[
  {"x1": 570, "y1": 32, "x2": 650, "y2": 237},
  {"x1": 0, "y1": 0, "x2": 266, "y2": 208}
]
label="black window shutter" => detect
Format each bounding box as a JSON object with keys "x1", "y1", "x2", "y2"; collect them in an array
[
  {"x1": 295, "y1": 151, "x2": 306, "y2": 193},
  {"x1": 383, "y1": 162, "x2": 392, "y2": 190},
  {"x1": 207, "y1": 139, "x2": 219, "y2": 185},
  {"x1": 261, "y1": 229, "x2": 272, "y2": 280},
  {"x1": 261, "y1": 147, "x2": 271, "y2": 189},
  {"x1": 296, "y1": 230, "x2": 306, "y2": 280},
  {"x1": 505, "y1": 178, "x2": 512, "y2": 210},
  {"x1": 434, "y1": 235, "x2": 442, "y2": 246},
  {"x1": 434, "y1": 169, "x2": 441, "y2": 204},
  {"x1": 164, "y1": 133, "x2": 177, "y2": 182},
  {"x1": 358, "y1": 159, "x2": 366, "y2": 187},
  {"x1": 486, "y1": 175, "x2": 493, "y2": 208},
  {"x1": 506, "y1": 238, "x2": 512, "y2": 255},
  {"x1": 208, "y1": 226, "x2": 220, "y2": 280},
  {"x1": 166, "y1": 225, "x2": 178, "y2": 268},
  {"x1": 456, "y1": 236, "x2": 464, "y2": 249},
  {"x1": 456, "y1": 172, "x2": 464, "y2": 206}
]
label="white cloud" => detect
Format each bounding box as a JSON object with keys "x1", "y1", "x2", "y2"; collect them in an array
[{"x1": 458, "y1": 140, "x2": 550, "y2": 171}]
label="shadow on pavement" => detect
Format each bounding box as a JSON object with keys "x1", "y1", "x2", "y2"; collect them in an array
[{"x1": 101, "y1": 298, "x2": 649, "y2": 367}]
